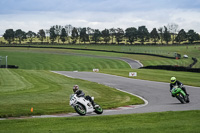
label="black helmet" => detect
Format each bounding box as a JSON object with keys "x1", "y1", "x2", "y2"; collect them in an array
[{"x1": 73, "y1": 85, "x2": 79, "y2": 93}]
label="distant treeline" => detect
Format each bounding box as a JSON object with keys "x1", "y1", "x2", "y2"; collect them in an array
[{"x1": 2, "y1": 23, "x2": 200, "y2": 45}]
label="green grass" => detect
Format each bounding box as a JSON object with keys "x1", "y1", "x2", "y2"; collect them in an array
[
  {"x1": 0, "y1": 69, "x2": 143, "y2": 118},
  {"x1": 27, "y1": 44, "x2": 199, "y2": 68},
  {"x1": 0, "y1": 47, "x2": 198, "y2": 86},
  {"x1": 0, "y1": 48, "x2": 130, "y2": 70},
  {"x1": 13, "y1": 43, "x2": 199, "y2": 58},
  {"x1": 0, "y1": 47, "x2": 196, "y2": 68},
  {"x1": 0, "y1": 45, "x2": 199, "y2": 132},
  {"x1": 0, "y1": 48, "x2": 198, "y2": 118},
  {"x1": 0, "y1": 110, "x2": 199, "y2": 133},
  {"x1": 101, "y1": 69, "x2": 200, "y2": 87}
]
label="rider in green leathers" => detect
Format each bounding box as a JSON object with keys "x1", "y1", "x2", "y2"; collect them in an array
[{"x1": 170, "y1": 77, "x2": 189, "y2": 97}]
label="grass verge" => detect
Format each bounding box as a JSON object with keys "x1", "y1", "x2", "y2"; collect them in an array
[
  {"x1": 0, "y1": 110, "x2": 199, "y2": 133},
  {"x1": 101, "y1": 68, "x2": 200, "y2": 87}
]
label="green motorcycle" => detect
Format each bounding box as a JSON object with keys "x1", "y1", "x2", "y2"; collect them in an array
[{"x1": 171, "y1": 86, "x2": 190, "y2": 104}]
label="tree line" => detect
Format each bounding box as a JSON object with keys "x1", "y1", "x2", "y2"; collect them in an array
[{"x1": 2, "y1": 23, "x2": 200, "y2": 45}]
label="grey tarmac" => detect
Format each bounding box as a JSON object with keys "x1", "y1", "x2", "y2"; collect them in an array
[{"x1": 51, "y1": 71, "x2": 200, "y2": 116}]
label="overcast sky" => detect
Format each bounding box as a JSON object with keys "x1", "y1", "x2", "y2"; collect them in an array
[{"x1": 0, "y1": 0, "x2": 200, "y2": 35}]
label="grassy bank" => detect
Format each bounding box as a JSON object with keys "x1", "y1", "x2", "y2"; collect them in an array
[
  {"x1": 101, "y1": 69, "x2": 200, "y2": 87},
  {"x1": 0, "y1": 47, "x2": 195, "y2": 68},
  {"x1": 0, "y1": 69, "x2": 143, "y2": 118},
  {"x1": 0, "y1": 48, "x2": 130, "y2": 70},
  {"x1": 0, "y1": 47, "x2": 199, "y2": 86},
  {"x1": 0, "y1": 110, "x2": 199, "y2": 133}
]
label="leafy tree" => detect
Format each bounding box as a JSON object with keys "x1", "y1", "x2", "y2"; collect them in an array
[
  {"x1": 101, "y1": 29, "x2": 110, "y2": 44},
  {"x1": 3, "y1": 29, "x2": 15, "y2": 44},
  {"x1": 71, "y1": 27, "x2": 79, "y2": 44},
  {"x1": 115, "y1": 28, "x2": 124, "y2": 44},
  {"x1": 60, "y1": 28, "x2": 68, "y2": 44},
  {"x1": 150, "y1": 28, "x2": 160, "y2": 44},
  {"x1": 125, "y1": 27, "x2": 137, "y2": 45},
  {"x1": 187, "y1": 30, "x2": 199, "y2": 44},
  {"x1": 80, "y1": 28, "x2": 89, "y2": 44},
  {"x1": 109, "y1": 28, "x2": 116, "y2": 44},
  {"x1": 15, "y1": 29, "x2": 26, "y2": 44},
  {"x1": 92, "y1": 29, "x2": 101, "y2": 44},
  {"x1": 37, "y1": 29, "x2": 46, "y2": 44},
  {"x1": 137, "y1": 26, "x2": 149, "y2": 44},
  {"x1": 175, "y1": 29, "x2": 187, "y2": 44},
  {"x1": 196, "y1": 33, "x2": 200, "y2": 41},
  {"x1": 49, "y1": 27, "x2": 57, "y2": 44},
  {"x1": 76, "y1": 27, "x2": 82, "y2": 44},
  {"x1": 158, "y1": 27, "x2": 164, "y2": 44},
  {"x1": 26, "y1": 31, "x2": 36, "y2": 43},
  {"x1": 163, "y1": 26, "x2": 171, "y2": 44}
]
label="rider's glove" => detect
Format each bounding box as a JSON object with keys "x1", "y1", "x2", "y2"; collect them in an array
[{"x1": 179, "y1": 84, "x2": 183, "y2": 88}]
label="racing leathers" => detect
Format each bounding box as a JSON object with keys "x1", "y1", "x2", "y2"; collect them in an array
[
  {"x1": 170, "y1": 80, "x2": 188, "y2": 96},
  {"x1": 74, "y1": 90, "x2": 95, "y2": 107}
]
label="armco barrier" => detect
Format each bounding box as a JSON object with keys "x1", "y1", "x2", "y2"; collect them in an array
[
  {"x1": 140, "y1": 65, "x2": 200, "y2": 73},
  {"x1": 0, "y1": 65, "x2": 18, "y2": 69}
]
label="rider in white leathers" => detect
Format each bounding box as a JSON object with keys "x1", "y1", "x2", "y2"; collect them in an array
[{"x1": 73, "y1": 85, "x2": 97, "y2": 108}]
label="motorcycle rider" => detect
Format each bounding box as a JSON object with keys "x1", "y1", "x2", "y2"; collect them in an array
[
  {"x1": 170, "y1": 77, "x2": 189, "y2": 96},
  {"x1": 73, "y1": 85, "x2": 98, "y2": 108}
]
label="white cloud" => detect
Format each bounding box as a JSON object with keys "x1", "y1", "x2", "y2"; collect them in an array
[{"x1": 0, "y1": 3, "x2": 200, "y2": 35}]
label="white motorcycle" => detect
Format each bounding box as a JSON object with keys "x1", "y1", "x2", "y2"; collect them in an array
[{"x1": 69, "y1": 94, "x2": 103, "y2": 116}]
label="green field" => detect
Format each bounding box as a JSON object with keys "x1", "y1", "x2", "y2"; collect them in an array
[
  {"x1": 0, "y1": 48, "x2": 130, "y2": 70},
  {"x1": 0, "y1": 69, "x2": 143, "y2": 118},
  {"x1": 0, "y1": 46, "x2": 199, "y2": 133},
  {"x1": 0, "y1": 111, "x2": 199, "y2": 133},
  {"x1": 0, "y1": 46, "x2": 197, "y2": 68}
]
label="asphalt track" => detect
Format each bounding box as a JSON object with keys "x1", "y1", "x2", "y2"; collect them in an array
[{"x1": 50, "y1": 71, "x2": 200, "y2": 117}]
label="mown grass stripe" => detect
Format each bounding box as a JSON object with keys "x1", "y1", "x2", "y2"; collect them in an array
[{"x1": 0, "y1": 69, "x2": 143, "y2": 117}]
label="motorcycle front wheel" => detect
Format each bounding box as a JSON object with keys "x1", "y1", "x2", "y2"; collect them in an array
[
  {"x1": 176, "y1": 94, "x2": 186, "y2": 104},
  {"x1": 74, "y1": 103, "x2": 86, "y2": 116}
]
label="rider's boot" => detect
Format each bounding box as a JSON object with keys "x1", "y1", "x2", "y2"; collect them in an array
[
  {"x1": 91, "y1": 101, "x2": 99, "y2": 108},
  {"x1": 94, "y1": 105, "x2": 99, "y2": 108},
  {"x1": 182, "y1": 87, "x2": 189, "y2": 96}
]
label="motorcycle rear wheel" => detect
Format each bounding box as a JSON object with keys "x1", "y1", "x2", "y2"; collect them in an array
[
  {"x1": 94, "y1": 104, "x2": 103, "y2": 114},
  {"x1": 186, "y1": 95, "x2": 190, "y2": 103}
]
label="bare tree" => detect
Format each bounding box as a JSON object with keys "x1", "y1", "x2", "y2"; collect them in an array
[
  {"x1": 45, "y1": 29, "x2": 50, "y2": 43},
  {"x1": 53, "y1": 25, "x2": 62, "y2": 43},
  {"x1": 65, "y1": 24, "x2": 73, "y2": 37},
  {"x1": 167, "y1": 23, "x2": 179, "y2": 44}
]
